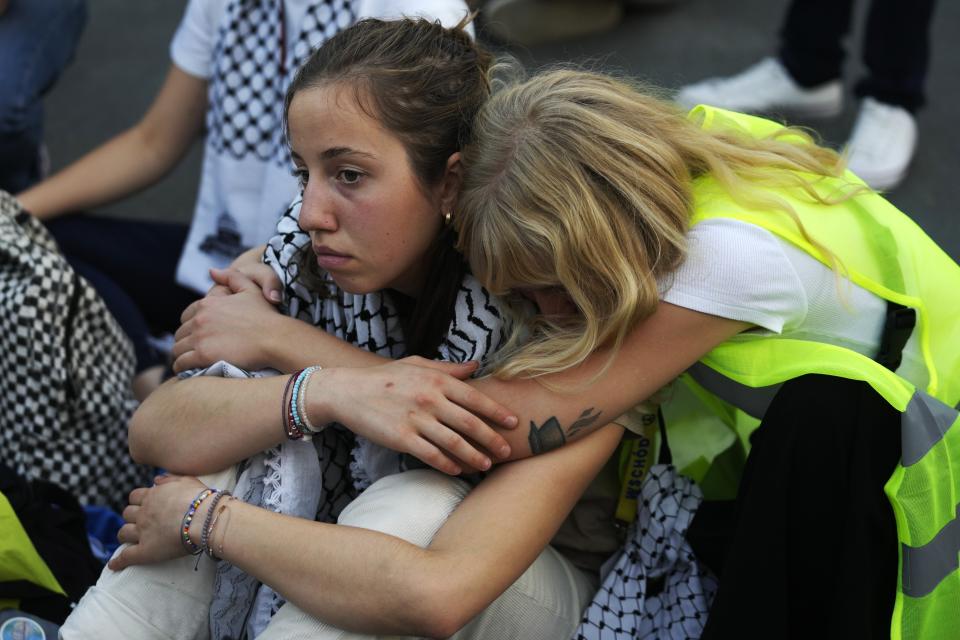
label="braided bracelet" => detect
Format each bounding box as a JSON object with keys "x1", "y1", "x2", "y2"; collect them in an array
[
  {"x1": 181, "y1": 488, "x2": 216, "y2": 556},
  {"x1": 199, "y1": 490, "x2": 231, "y2": 559},
  {"x1": 282, "y1": 371, "x2": 304, "y2": 440},
  {"x1": 207, "y1": 495, "x2": 236, "y2": 560}
]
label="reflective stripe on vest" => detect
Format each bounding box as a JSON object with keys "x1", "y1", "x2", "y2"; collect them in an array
[{"x1": 888, "y1": 392, "x2": 960, "y2": 638}]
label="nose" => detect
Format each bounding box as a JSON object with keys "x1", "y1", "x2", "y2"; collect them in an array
[{"x1": 298, "y1": 182, "x2": 338, "y2": 233}]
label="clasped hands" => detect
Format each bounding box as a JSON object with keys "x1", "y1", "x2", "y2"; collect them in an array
[{"x1": 170, "y1": 259, "x2": 518, "y2": 476}]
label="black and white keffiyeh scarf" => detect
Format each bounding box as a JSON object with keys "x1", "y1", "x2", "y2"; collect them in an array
[
  {"x1": 572, "y1": 464, "x2": 717, "y2": 640},
  {"x1": 204, "y1": 197, "x2": 507, "y2": 638}
]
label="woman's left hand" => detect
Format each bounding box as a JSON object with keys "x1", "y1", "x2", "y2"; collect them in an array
[{"x1": 109, "y1": 475, "x2": 208, "y2": 571}]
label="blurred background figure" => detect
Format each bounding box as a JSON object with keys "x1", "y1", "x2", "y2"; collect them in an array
[
  {"x1": 15, "y1": 0, "x2": 470, "y2": 401},
  {"x1": 31, "y1": 1, "x2": 959, "y2": 268},
  {"x1": 0, "y1": 0, "x2": 87, "y2": 193},
  {"x1": 676, "y1": 0, "x2": 938, "y2": 191},
  {"x1": 481, "y1": 0, "x2": 680, "y2": 46}
]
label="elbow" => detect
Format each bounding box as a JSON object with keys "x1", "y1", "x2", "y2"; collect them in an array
[
  {"x1": 127, "y1": 407, "x2": 203, "y2": 473},
  {"x1": 127, "y1": 408, "x2": 154, "y2": 466},
  {"x1": 407, "y1": 579, "x2": 478, "y2": 639},
  {"x1": 423, "y1": 616, "x2": 467, "y2": 640}
]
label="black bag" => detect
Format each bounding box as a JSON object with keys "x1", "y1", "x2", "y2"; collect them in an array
[
  {"x1": 0, "y1": 463, "x2": 102, "y2": 624},
  {"x1": 0, "y1": 191, "x2": 152, "y2": 509}
]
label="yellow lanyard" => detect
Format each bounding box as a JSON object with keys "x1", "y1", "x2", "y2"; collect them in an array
[{"x1": 615, "y1": 417, "x2": 658, "y2": 525}]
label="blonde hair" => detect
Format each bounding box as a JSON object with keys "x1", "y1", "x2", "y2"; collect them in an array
[{"x1": 456, "y1": 68, "x2": 861, "y2": 381}]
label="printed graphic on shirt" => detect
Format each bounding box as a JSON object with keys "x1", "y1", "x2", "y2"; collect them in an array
[
  {"x1": 207, "y1": 0, "x2": 356, "y2": 164},
  {"x1": 198, "y1": 211, "x2": 250, "y2": 259}
]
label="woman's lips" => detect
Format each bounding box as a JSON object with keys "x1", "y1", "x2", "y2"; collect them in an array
[{"x1": 313, "y1": 246, "x2": 352, "y2": 269}]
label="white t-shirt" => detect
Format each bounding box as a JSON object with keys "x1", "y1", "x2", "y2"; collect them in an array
[
  {"x1": 659, "y1": 217, "x2": 927, "y2": 388},
  {"x1": 169, "y1": 0, "x2": 471, "y2": 293}
]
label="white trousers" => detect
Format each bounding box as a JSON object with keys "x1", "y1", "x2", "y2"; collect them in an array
[{"x1": 61, "y1": 469, "x2": 595, "y2": 640}]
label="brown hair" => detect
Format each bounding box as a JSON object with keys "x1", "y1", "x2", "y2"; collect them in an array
[{"x1": 284, "y1": 16, "x2": 493, "y2": 357}]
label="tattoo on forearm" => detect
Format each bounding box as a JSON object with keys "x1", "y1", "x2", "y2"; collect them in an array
[{"x1": 528, "y1": 407, "x2": 601, "y2": 455}]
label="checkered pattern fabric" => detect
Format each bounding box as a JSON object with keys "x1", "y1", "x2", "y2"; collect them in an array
[
  {"x1": 207, "y1": 0, "x2": 355, "y2": 166},
  {"x1": 0, "y1": 192, "x2": 152, "y2": 509},
  {"x1": 573, "y1": 464, "x2": 717, "y2": 640}
]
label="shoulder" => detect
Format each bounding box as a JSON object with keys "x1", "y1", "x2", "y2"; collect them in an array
[
  {"x1": 170, "y1": 0, "x2": 231, "y2": 79},
  {"x1": 660, "y1": 218, "x2": 808, "y2": 333}
]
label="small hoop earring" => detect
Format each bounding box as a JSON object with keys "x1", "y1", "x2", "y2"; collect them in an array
[{"x1": 444, "y1": 210, "x2": 452, "y2": 226}]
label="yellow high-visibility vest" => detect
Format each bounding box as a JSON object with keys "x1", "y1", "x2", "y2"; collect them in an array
[
  {"x1": 0, "y1": 491, "x2": 65, "y2": 610},
  {"x1": 661, "y1": 105, "x2": 960, "y2": 639}
]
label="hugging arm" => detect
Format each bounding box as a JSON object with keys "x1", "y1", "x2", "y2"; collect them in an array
[
  {"x1": 171, "y1": 250, "x2": 393, "y2": 373},
  {"x1": 139, "y1": 293, "x2": 746, "y2": 474},
  {"x1": 115, "y1": 423, "x2": 624, "y2": 638},
  {"x1": 129, "y1": 357, "x2": 517, "y2": 476},
  {"x1": 469, "y1": 301, "x2": 749, "y2": 460}
]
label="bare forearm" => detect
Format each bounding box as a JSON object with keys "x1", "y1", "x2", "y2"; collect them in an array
[
  {"x1": 19, "y1": 127, "x2": 187, "y2": 219},
  {"x1": 262, "y1": 314, "x2": 389, "y2": 372},
  {"x1": 18, "y1": 65, "x2": 206, "y2": 219},
  {"x1": 199, "y1": 425, "x2": 623, "y2": 636},
  {"x1": 206, "y1": 504, "x2": 443, "y2": 635},
  {"x1": 474, "y1": 303, "x2": 750, "y2": 462},
  {"x1": 128, "y1": 376, "x2": 291, "y2": 473}
]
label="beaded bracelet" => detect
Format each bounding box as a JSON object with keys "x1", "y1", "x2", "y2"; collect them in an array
[
  {"x1": 293, "y1": 366, "x2": 323, "y2": 436},
  {"x1": 282, "y1": 371, "x2": 304, "y2": 440},
  {"x1": 199, "y1": 490, "x2": 231, "y2": 559},
  {"x1": 181, "y1": 488, "x2": 216, "y2": 556}
]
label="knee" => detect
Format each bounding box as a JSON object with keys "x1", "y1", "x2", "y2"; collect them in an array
[{"x1": 338, "y1": 470, "x2": 471, "y2": 547}]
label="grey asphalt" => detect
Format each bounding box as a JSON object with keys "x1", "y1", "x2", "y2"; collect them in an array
[{"x1": 44, "y1": 0, "x2": 958, "y2": 259}]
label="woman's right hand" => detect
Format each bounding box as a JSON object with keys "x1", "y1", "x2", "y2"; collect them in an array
[
  {"x1": 171, "y1": 255, "x2": 284, "y2": 373},
  {"x1": 314, "y1": 357, "x2": 519, "y2": 475},
  {"x1": 173, "y1": 283, "x2": 284, "y2": 373},
  {"x1": 208, "y1": 253, "x2": 283, "y2": 305}
]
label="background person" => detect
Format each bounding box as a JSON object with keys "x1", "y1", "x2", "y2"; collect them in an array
[
  {"x1": 15, "y1": 0, "x2": 471, "y2": 400},
  {"x1": 675, "y1": 0, "x2": 938, "y2": 191},
  {"x1": 0, "y1": 0, "x2": 86, "y2": 193}
]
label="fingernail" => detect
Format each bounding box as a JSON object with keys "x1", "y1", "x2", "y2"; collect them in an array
[
  {"x1": 499, "y1": 445, "x2": 511, "y2": 458},
  {"x1": 480, "y1": 458, "x2": 492, "y2": 470},
  {"x1": 269, "y1": 290, "x2": 282, "y2": 302},
  {"x1": 504, "y1": 416, "x2": 518, "y2": 427}
]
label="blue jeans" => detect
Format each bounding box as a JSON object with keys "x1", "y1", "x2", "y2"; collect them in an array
[{"x1": 0, "y1": 0, "x2": 87, "y2": 193}]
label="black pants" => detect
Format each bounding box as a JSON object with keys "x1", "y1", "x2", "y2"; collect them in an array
[
  {"x1": 779, "y1": 0, "x2": 936, "y2": 111},
  {"x1": 44, "y1": 213, "x2": 200, "y2": 373},
  {"x1": 694, "y1": 375, "x2": 901, "y2": 638}
]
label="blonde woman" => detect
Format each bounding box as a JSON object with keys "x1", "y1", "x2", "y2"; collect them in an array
[{"x1": 450, "y1": 69, "x2": 960, "y2": 638}]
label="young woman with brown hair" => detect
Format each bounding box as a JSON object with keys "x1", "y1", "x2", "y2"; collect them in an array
[{"x1": 62, "y1": 19, "x2": 632, "y2": 640}]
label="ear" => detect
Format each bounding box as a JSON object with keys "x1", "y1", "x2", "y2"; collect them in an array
[{"x1": 437, "y1": 152, "x2": 463, "y2": 217}]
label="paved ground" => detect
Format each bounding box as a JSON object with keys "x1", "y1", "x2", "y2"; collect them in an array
[{"x1": 44, "y1": 0, "x2": 958, "y2": 259}]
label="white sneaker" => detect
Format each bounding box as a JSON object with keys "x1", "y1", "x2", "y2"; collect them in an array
[
  {"x1": 845, "y1": 98, "x2": 917, "y2": 191},
  {"x1": 675, "y1": 57, "x2": 843, "y2": 118}
]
